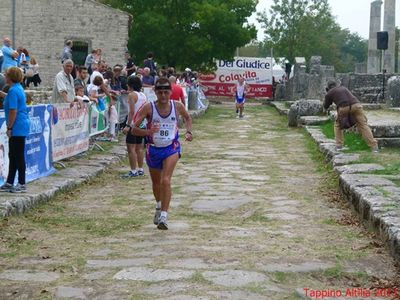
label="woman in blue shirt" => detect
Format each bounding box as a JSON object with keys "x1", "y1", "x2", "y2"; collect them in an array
[{"x1": 0, "y1": 67, "x2": 30, "y2": 193}]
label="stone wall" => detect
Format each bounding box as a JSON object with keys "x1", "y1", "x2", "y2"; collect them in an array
[
  {"x1": 283, "y1": 55, "x2": 397, "y2": 103},
  {"x1": 336, "y1": 73, "x2": 397, "y2": 103},
  {"x1": 0, "y1": 0, "x2": 130, "y2": 86}
]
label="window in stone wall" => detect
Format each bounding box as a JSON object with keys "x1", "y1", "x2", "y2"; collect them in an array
[{"x1": 71, "y1": 41, "x2": 89, "y2": 67}]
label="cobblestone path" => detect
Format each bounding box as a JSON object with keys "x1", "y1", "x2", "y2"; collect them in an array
[{"x1": 0, "y1": 104, "x2": 398, "y2": 299}]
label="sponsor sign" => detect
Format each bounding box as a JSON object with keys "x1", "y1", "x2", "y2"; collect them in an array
[
  {"x1": 0, "y1": 105, "x2": 55, "y2": 185},
  {"x1": 52, "y1": 103, "x2": 90, "y2": 161},
  {"x1": 199, "y1": 57, "x2": 273, "y2": 98}
]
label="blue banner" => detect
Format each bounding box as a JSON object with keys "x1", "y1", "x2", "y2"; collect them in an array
[{"x1": 0, "y1": 104, "x2": 55, "y2": 185}]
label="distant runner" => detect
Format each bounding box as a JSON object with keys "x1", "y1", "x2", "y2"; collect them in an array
[
  {"x1": 132, "y1": 77, "x2": 193, "y2": 230},
  {"x1": 122, "y1": 76, "x2": 148, "y2": 178},
  {"x1": 233, "y1": 77, "x2": 249, "y2": 119}
]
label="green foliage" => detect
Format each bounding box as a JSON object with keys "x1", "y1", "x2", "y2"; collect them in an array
[
  {"x1": 258, "y1": 0, "x2": 367, "y2": 72},
  {"x1": 318, "y1": 121, "x2": 370, "y2": 152},
  {"x1": 100, "y1": 0, "x2": 258, "y2": 71}
]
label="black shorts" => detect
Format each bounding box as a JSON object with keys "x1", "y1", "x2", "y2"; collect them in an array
[{"x1": 126, "y1": 131, "x2": 144, "y2": 145}]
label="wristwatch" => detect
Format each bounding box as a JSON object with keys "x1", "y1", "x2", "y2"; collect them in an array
[{"x1": 7, "y1": 127, "x2": 12, "y2": 130}]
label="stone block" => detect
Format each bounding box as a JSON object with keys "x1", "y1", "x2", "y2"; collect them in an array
[
  {"x1": 387, "y1": 76, "x2": 400, "y2": 107},
  {"x1": 288, "y1": 99, "x2": 323, "y2": 127},
  {"x1": 334, "y1": 164, "x2": 385, "y2": 174}
]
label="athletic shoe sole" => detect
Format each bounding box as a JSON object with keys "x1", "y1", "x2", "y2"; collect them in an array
[{"x1": 157, "y1": 222, "x2": 168, "y2": 230}]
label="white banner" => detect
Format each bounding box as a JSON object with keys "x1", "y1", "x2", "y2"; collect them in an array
[
  {"x1": 199, "y1": 56, "x2": 273, "y2": 98},
  {"x1": 51, "y1": 104, "x2": 90, "y2": 161}
]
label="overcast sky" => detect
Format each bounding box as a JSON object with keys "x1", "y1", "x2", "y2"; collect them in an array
[{"x1": 248, "y1": 0, "x2": 400, "y2": 40}]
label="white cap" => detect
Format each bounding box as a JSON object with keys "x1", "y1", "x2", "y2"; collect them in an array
[{"x1": 185, "y1": 68, "x2": 191, "y2": 72}]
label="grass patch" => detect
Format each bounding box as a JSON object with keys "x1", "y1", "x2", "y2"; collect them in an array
[
  {"x1": 272, "y1": 271, "x2": 289, "y2": 283},
  {"x1": 30, "y1": 214, "x2": 141, "y2": 236},
  {"x1": 189, "y1": 271, "x2": 210, "y2": 284},
  {"x1": 323, "y1": 264, "x2": 344, "y2": 279},
  {"x1": 318, "y1": 121, "x2": 369, "y2": 152}
]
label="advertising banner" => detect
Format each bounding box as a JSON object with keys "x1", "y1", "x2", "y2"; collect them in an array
[
  {"x1": 89, "y1": 101, "x2": 109, "y2": 137},
  {"x1": 199, "y1": 56, "x2": 273, "y2": 98},
  {"x1": 88, "y1": 96, "x2": 121, "y2": 137},
  {"x1": 0, "y1": 104, "x2": 55, "y2": 185},
  {"x1": 52, "y1": 103, "x2": 89, "y2": 161}
]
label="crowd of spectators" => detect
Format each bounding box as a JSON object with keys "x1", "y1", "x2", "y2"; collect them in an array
[{"x1": 0, "y1": 32, "x2": 207, "y2": 193}]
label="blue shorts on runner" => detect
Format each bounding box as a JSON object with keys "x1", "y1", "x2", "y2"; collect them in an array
[
  {"x1": 235, "y1": 94, "x2": 245, "y2": 104},
  {"x1": 146, "y1": 141, "x2": 181, "y2": 170}
]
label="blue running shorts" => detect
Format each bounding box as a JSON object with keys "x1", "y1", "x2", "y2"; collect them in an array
[{"x1": 146, "y1": 141, "x2": 181, "y2": 169}]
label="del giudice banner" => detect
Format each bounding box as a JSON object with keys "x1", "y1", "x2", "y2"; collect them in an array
[
  {"x1": 199, "y1": 56, "x2": 273, "y2": 98},
  {"x1": 52, "y1": 103, "x2": 89, "y2": 162},
  {"x1": 0, "y1": 105, "x2": 55, "y2": 185}
]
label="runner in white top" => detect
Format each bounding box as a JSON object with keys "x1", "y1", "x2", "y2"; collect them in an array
[
  {"x1": 233, "y1": 77, "x2": 249, "y2": 119},
  {"x1": 132, "y1": 77, "x2": 193, "y2": 230},
  {"x1": 122, "y1": 76, "x2": 148, "y2": 178}
]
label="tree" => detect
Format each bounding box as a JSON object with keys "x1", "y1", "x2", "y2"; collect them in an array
[
  {"x1": 258, "y1": 0, "x2": 368, "y2": 73},
  {"x1": 99, "y1": 0, "x2": 258, "y2": 71}
]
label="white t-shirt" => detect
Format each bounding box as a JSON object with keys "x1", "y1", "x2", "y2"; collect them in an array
[
  {"x1": 90, "y1": 70, "x2": 104, "y2": 84},
  {"x1": 87, "y1": 83, "x2": 100, "y2": 97}
]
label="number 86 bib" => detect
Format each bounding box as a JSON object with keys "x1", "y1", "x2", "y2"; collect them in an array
[{"x1": 150, "y1": 101, "x2": 179, "y2": 148}]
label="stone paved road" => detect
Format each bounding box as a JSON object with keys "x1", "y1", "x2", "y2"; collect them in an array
[{"x1": 0, "y1": 104, "x2": 398, "y2": 300}]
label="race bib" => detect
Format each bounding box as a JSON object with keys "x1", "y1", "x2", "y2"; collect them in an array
[{"x1": 153, "y1": 122, "x2": 176, "y2": 147}]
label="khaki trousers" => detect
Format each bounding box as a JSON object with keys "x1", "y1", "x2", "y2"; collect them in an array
[{"x1": 334, "y1": 103, "x2": 377, "y2": 148}]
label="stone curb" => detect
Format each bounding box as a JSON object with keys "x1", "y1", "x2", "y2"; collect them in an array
[
  {"x1": 304, "y1": 125, "x2": 400, "y2": 262},
  {"x1": 0, "y1": 105, "x2": 209, "y2": 218},
  {"x1": 267, "y1": 101, "x2": 289, "y2": 116}
]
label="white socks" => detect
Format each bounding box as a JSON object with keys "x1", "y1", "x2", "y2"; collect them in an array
[
  {"x1": 156, "y1": 201, "x2": 161, "y2": 209},
  {"x1": 160, "y1": 211, "x2": 168, "y2": 218}
]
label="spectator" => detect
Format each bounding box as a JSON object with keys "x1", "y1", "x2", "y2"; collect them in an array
[
  {"x1": 16, "y1": 47, "x2": 25, "y2": 68},
  {"x1": 0, "y1": 67, "x2": 30, "y2": 193},
  {"x1": 125, "y1": 52, "x2": 136, "y2": 77},
  {"x1": 23, "y1": 48, "x2": 30, "y2": 64},
  {"x1": 95, "y1": 48, "x2": 102, "y2": 63},
  {"x1": 84, "y1": 49, "x2": 97, "y2": 74},
  {"x1": 1, "y1": 37, "x2": 18, "y2": 73},
  {"x1": 89, "y1": 62, "x2": 112, "y2": 100},
  {"x1": 74, "y1": 85, "x2": 90, "y2": 106},
  {"x1": 142, "y1": 67, "x2": 154, "y2": 87},
  {"x1": 108, "y1": 96, "x2": 119, "y2": 142},
  {"x1": 169, "y1": 76, "x2": 185, "y2": 106},
  {"x1": 0, "y1": 48, "x2": 3, "y2": 71},
  {"x1": 167, "y1": 67, "x2": 175, "y2": 78},
  {"x1": 90, "y1": 61, "x2": 105, "y2": 83},
  {"x1": 324, "y1": 80, "x2": 379, "y2": 152},
  {"x1": 25, "y1": 57, "x2": 41, "y2": 88},
  {"x1": 61, "y1": 40, "x2": 73, "y2": 63},
  {"x1": 87, "y1": 75, "x2": 105, "y2": 105},
  {"x1": 52, "y1": 59, "x2": 76, "y2": 104},
  {"x1": 74, "y1": 66, "x2": 89, "y2": 94},
  {"x1": 0, "y1": 73, "x2": 5, "y2": 91},
  {"x1": 143, "y1": 52, "x2": 156, "y2": 76},
  {"x1": 110, "y1": 65, "x2": 125, "y2": 94}
]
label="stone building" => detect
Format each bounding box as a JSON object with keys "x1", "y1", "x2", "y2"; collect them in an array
[{"x1": 0, "y1": 0, "x2": 131, "y2": 86}]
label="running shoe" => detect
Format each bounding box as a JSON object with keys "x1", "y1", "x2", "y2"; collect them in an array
[
  {"x1": 372, "y1": 146, "x2": 379, "y2": 153},
  {"x1": 10, "y1": 183, "x2": 26, "y2": 193},
  {"x1": 153, "y1": 208, "x2": 161, "y2": 225},
  {"x1": 120, "y1": 171, "x2": 139, "y2": 178},
  {"x1": 157, "y1": 215, "x2": 168, "y2": 230},
  {"x1": 0, "y1": 183, "x2": 13, "y2": 192},
  {"x1": 138, "y1": 169, "x2": 145, "y2": 176},
  {"x1": 239, "y1": 115, "x2": 244, "y2": 119}
]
